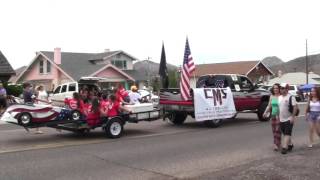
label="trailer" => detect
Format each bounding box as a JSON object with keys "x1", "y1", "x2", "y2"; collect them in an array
[{"x1": 0, "y1": 102, "x2": 160, "y2": 138}]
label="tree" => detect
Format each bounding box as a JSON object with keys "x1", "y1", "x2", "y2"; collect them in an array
[{"x1": 168, "y1": 70, "x2": 178, "y2": 88}]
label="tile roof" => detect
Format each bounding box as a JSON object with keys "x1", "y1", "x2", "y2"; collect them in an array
[
  {"x1": 193, "y1": 61, "x2": 260, "y2": 77},
  {"x1": 0, "y1": 51, "x2": 15, "y2": 75}
]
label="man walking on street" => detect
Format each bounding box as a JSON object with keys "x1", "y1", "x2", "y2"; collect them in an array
[{"x1": 279, "y1": 83, "x2": 298, "y2": 154}]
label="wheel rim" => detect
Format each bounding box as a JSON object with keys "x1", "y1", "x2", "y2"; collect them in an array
[
  {"x1": 110, "y1": 122, "x2": 121, "y2": 136},
  {"x1": 212, "y1": 119, "x2": 221, "y2": 124},
  {"x1": 21, "y1": 114, "x2": 31, "y2": 124},
  {"x1": 72, "y1": 112, "x2": 80, "y2": 120}
]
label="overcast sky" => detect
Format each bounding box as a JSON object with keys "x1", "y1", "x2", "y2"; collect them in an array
[{"x1": 1, "y1": 0, "x2": 320, "y2": 69}]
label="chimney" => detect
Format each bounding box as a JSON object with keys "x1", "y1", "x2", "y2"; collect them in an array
[
  {"x1": 54, "y1": 47, "x2": 61, "y2": 65},
  {"x1": 278, "y1": 70, "x2": 282, "y2": 77}
]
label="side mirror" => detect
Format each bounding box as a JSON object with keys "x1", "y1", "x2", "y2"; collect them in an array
[{"x1": 251, "y1": 83, "x2": 258, "y2": 90}]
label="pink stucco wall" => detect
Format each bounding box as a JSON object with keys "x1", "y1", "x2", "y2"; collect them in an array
[
  {"x1": 95, "y1": 67, "x2": 128, "y2": 79},
  {"x1": 19, "y1": 55, "x2": 72, "y2": 86}
]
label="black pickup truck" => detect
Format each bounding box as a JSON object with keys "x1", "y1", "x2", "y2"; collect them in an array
[{"x1": 160, "y1": 74, "x2": 271, "y2": 127}]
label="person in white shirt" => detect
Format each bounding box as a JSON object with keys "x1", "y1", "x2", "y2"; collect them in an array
[
  {"x1": 279, "y1": 83, "x2": 298, "y2": 154},
  {"x1": 36, "y1": 85, "x2": 49, "y2": 105},
  {"x1": 129, "y1": 86, "x2": 142, "y2": 104},
  {"x1": 34, "y1": 85, "x2": 50, "y2": 134}
]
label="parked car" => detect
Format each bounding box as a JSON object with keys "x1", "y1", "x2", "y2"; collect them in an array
[
  {"x1": 288, "y1": 85, "x2": 301, "y2": 102},
  {"x1": 160, "y1": 74, "x2": 271, "y2": 127},
  {"x1": 50, "y1": 77, "x2": 104, "y2": 106}
]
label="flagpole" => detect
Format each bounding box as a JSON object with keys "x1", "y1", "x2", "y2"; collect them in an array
[{"x1": 193, "y1": 68, "x2": 196, "y2": 88}]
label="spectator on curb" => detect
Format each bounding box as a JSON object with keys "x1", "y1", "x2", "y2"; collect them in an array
[
  {"x1": 0, "y1": 82, "x2": 7, "y2": 114},
  {"x1": 279, "y1": 83, "x2": 298, "y2": 154},
  {"x1": 263, "y1": 83, "x2": 281, "y2": 151},
  {"x1": 305, "y1": 87, "x2": 320, "y2": 148}
]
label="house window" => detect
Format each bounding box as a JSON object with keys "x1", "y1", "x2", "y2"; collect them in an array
[
  {"x1": 39, "y1": 60, "x2": 44, "y2": 74},
  {"x1": 46, "y1": 61, "x2": 51, "y2": 73},
  {"x1": 111, "y1": 60, "x2": 127, "y2": 69}
]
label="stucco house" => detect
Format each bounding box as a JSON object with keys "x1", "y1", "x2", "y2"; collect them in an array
[
  {"x1": 14, "y1": 48, "x2": 147, "y2": 91},
  {"x1": 0, "y1": 51, "x2": 15, "y2": 83},
  {"x1": 190, "y1": 61, "x2": 274, "y2": 87}
]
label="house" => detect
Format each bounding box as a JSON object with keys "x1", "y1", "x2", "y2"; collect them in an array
[
  {"x1": 267, "y1": 72, "x2": 320, "y2": 85},
  {"x1": 0, "y1": 51, "x2": 15, "y2": 82},
  {"x1": 8, "y1": 66, "x2": 27, "y2": 84},
  {"x1": 14, "y1": 48, "x2": 148, "y2": 91},
  {"x1": 190, "y1": 61, "x2": 274, "y2": 87}
]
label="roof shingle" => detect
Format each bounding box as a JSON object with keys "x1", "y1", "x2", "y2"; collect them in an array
[
  {"x1": 193, "y1": 61, "x2": 259, "y2": 77},
  {"x1": 0, "y1": 51, "x2": 15, "y2": 75}
]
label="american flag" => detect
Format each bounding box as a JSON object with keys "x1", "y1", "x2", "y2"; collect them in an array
[{"x1": 180, "y1": 38, "x2": 195, "y2": 101}]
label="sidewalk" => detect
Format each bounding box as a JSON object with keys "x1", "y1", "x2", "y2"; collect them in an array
[{"x1": 195, "y1": 145, "x2": 320, "y2": 180}]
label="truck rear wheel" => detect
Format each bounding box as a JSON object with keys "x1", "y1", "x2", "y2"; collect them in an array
[
  {"x1": 168, "y1": 113, "x2": 187, "y2": 125},
  {"x1": 204, "y1": 119, "x2": 222, "y2": 128},
  {"x1": 257, "y1": 101, "x2": 270, "y2": 121}
]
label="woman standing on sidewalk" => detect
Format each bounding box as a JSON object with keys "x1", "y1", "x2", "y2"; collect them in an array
[
  {"x1": 305, "y1": 87, "x2": 320, "y2": 148},
  {"x1": 264, "y1": 83, "x2": 281, "y2": 151}
]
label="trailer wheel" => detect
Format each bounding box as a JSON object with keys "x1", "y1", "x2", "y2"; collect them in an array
[
  {"x1": 257, "y1": 101, "x2": 270, "y2": 122},
  {"x1": 204, "y1": 119, "x2": 222, "y2": 128},
  {"x1": 18, "y1": 112, "x2": 32, "y2": 126},
  {"x1": 168, "y1": 113, "x2": 187, "y2": 125},
  {"x1": 70, "y1": 110, "x2": 81, "y2": 121},
  {"x1": 104, "y1": 117, "x2": 123, "y2": 138}
]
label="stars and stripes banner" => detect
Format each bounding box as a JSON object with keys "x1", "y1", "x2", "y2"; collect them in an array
[{"x1": 180, "y1": 38, "x2": 195, "y2": 101}]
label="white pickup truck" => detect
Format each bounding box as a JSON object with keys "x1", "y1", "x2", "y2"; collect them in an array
[{"x1": 50, "y1": 77, "x2": 104, "y2": 106}]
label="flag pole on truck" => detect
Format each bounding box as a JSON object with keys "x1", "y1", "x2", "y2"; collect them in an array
[
  {"x1": 180, "y1": 37, "x2": 196, "y2": 101},
  {"x1": 159, "y1": 41, "x2": 169, "y2": 89}
]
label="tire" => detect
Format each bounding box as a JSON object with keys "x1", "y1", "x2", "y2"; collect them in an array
[
  {"x1": 168, "y1": 112, "x2": 187, "y2": 125},
  {"x1": 204, "y1": 119, "x2": 223, "y2": 128},
  {"x1": 104, "y1": 117, "x2": 124, "y2": 138},
  {"x1": 18, "y1": 112, "x2": 32, "y2": 126},
  {"x1": 257, "y1": 101, "x2": 270, "y2": 121},
  {"x1": 70, "y1": 110, "x2": 81, "y2": 121}
]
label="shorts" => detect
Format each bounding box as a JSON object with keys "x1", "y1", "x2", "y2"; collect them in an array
[
  {"x1": 307, "y1": 111, "x2": 320, "y2": 123},
  {"x1": 280, "y1": 121, "x2": 293, "y2": 136}
]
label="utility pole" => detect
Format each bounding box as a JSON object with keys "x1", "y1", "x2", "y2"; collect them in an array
[
  {"x1": 306, "y1": 39, "x2": 309, "y2": 84},
  {"x1": 146, "y1": 57, "x2": 152, "y2": 88}
]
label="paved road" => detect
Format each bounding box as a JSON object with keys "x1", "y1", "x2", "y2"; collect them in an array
[{"x1": 0, "y1": 103, "x2": 316, "y2": 180}]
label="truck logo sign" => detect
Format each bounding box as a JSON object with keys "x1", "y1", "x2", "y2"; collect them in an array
[{"x1": 203, "y1": 88, "x2": 227, "y2": 106}]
